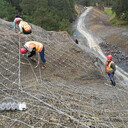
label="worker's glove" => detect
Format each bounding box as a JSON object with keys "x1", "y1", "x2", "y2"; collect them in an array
[{"x1": 27, "y1": 52, "x2": 32, "y2": 57}]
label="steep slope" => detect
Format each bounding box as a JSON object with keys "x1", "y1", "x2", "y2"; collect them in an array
[{"x1": 0, "y1": 18, "x2": 128, "y2": 128}]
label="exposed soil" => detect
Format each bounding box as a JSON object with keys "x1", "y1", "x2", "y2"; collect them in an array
[{"x1": 85, "y1": 8, "x2": 128, "y2": 54}]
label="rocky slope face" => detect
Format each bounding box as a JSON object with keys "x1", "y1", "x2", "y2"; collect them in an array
[
  {"x1": 0, "y1": 15, "x2": 128, "y2": 128},
  {"x1": 75, "y1": 4, "x2": 87, "y2": 17},
  {"x1": 85, "y1": 8, "x2": 128, "y2": 53},
  {"x1": 84, "y1": 8, "x2": 128, "y2": 73}
]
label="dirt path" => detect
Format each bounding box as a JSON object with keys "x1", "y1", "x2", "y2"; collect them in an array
[{"x1": 76, "y1": 7, "x2": 128, "y2": 86}]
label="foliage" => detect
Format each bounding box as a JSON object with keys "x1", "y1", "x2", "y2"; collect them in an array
[
  {"x1": 0, "y1": 0, "x2": 16, "y2": 21},
  {"x1": 75, "y1": 0, "x2": 128, "y2": 21},
  {"x1": 75, "y1": 0, "x2": 113, "y2": 7},
  {"x1": 1, "y1": 0, "x2": 77, "y2": 33},
  {"x1": 111, "y1": 18, "x2": 128, "y2": 28},
  {"x1": 1, "y1": 0, "x2": 128, "y2": 32},
  {"x1": 5, "y1": 0, "x2": 22, "y2": 11},
  {"x1": 112, "y1": 0, "x2": 128, "y2": 20},
  {"x1": 15, "y1": 0, "x2": 76, "y2": 33},
  {"x1": 104, "y1": 9, "x2": 116, "y2": 20},
  {"x1": 105, "y1": 9, "x2": 128, "y2": 28}
]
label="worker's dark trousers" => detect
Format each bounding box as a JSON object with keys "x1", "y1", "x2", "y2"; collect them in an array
[
  {"x1": 40, "y1": 47, "x2": 46, "y2": 64},
  {"x1": 75, "y1": 40, "x2": 78, "y2": 44},
  {"x1": 23, "y1": 28, "x2": 32, "y2": 34},
  {"x1": 108, "y1": 73, "x2": 116, "y2": 86}
]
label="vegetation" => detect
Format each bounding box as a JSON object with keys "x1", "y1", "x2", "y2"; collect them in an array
[
  {"x1": 104, "y1": 9, "x2": 116, "y2": 20},
  {"x1": 75, "y1": 0, "x2": 128, "y2": 21},
  {"x1": 111, "y1": 18, "x2": 128, "y2": 28},
  {"x1": 105, "y1": 9, "x2": 128, "y2": 28},
  {"x1": 76, "y1": 0, "x2": 128, "y2": 27},
  {"x1": 112, "y1": 0, "x2": 128, "y2": 21},
  {"x1": 0, "y1": 0, "x2": 16, "y2": 21},
  {"x1": 0, "y1": 0, "x2": 127, "y2": 33},
  {"x1": 2, "y1": 0, "x2": 77, "y2": 34}
]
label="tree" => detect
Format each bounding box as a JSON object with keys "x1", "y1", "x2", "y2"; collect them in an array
[
  {"x1": 0, "y1": 0, "x2": 16, "y2": 21},
  {"x1": 5, "y1": 0, "x2": 22, "y2": 11},
  {"x1": 112, "y1": 0, "x2": 128, "y2": 20}
]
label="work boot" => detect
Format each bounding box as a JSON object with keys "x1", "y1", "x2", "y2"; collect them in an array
[
  {"x1": 111, "y1": 80, "x2": 116, "y2": 86},
  {"x1": 113, "y1": 82, "x2": 116, "y2": 86},
  {"x1": 42, "y1": 64, "x2": 46, "y2": 69}
]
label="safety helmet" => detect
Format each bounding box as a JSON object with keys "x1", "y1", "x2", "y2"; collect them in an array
[
  {"x1": 75, "y1": 38, "x2": 77, "y2": 40},
  {"x1": 15, "y1": 18, "x2": 22, "y2": 23},
  {"x1": 107, "y1": 55, "x2": 113, "y2": 60},
  {"x1": 20, "y1": 48, "x2": 27, "y2": 54}
]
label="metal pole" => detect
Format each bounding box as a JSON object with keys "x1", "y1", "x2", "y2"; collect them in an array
[{"x1": 18, "y1": 37, "x2": 22, "y2": 90}]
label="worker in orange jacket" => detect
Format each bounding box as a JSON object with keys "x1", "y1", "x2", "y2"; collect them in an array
[
  {"x1": 105, "y1": 55, "x2": 116, "y2": 86},
  {"x1": 13, "y1": 18, "x2": 32, "y2": 34},
  {"x1": 20, "y1": 41, "x2": 46, "y2": 68}
]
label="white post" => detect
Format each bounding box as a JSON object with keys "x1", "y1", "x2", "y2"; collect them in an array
[{"x1": 19, "y1": 38, "x2": 22, "y2": 90}]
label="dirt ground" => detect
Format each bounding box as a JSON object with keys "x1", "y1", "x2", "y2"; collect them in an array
[{"x1": 0, "y1": 12, "x2": 128, "y2": 128}]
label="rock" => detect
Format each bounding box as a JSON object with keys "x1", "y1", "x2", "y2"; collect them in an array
[
  {"x1": 85, "y1": 121, "x2": 92, "y2": 126},
  {"x1": 66, "y1": 117, "x2": 70, "y2": 122},
  {"x1": 49, "y1": 117, "x2": 58, "y2": 123}
]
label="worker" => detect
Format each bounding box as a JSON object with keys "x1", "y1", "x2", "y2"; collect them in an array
[
  {"x1": 13, "y1": 18, "x2": 32, "y2": 34},
  {"x1": 20, "y1": 41, "x2": 46, "y2": 68},
  {"x1": 105, "y1": 55, "x2": 116, "y2": 86},
  {"x1": 75, "y1": 38, "x2": 78, "y2": 44},
  {"x1": 13, "y1": 17, "x2": 22, "y2": 31}
]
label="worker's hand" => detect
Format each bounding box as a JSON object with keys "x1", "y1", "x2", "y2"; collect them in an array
[
  {"x1": 30, "y1": 57, "x2": 37, "y2": 62},
  {"x1": 21, "y1": 53, "x2": 28, "y2": 57},
  {"x1": 18, "y1": 31, "x2": 22, "y2": 34},
  {"x1": 27, "y1": 53, "x2": 31, "y2": 57}
]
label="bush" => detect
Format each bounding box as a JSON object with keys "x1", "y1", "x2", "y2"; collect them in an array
[{"x1": 120, "y1": 12, "x2": 128, "y2": 20}]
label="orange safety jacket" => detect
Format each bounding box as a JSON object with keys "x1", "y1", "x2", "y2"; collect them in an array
[
  {"x1": 20, "y1": 21, "x2": 31, "y2": 32},
  {"x1": 106, "y1": 61, "x2": 114, "y2": 74},
  {"x1": 28, "y1": 41, "x2": 43, "y2": 53}
]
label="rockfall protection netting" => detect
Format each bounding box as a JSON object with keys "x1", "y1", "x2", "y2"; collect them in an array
[{"x1": 0, "y1": 22, "x2": 128, "y2": 128}]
